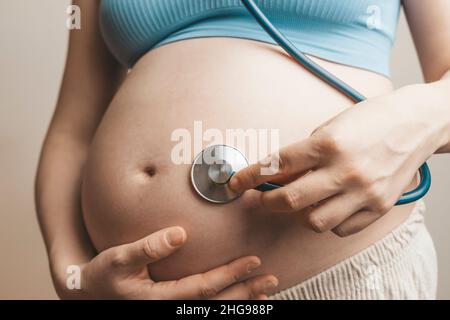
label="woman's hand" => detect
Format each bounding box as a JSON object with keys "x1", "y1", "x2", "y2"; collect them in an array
[
  {"x1": 230, "y1": 84, "x2": 449, "y2": 237},
  {"x1": 57, "y1": 226, "x2": 278, "y2": 300}
]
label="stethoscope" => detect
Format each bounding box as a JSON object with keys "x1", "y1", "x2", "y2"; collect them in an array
[{"x1": 190, "y1": 0, "x2": 432, "y2": 205}]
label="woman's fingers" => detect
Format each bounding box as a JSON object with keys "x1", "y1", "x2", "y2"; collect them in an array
[
  {"x1": 152, "y1": 256, "x2": 277, "y2": 299},
  {"x1": 211, "y1": 274, "x2": 278, "y2": 300},
  {"x1": 229, "y1": 139, "x2": 319, "y2": 193},
  {"x1": 260, "y1": 169, "x2": 339, "y2": 213},
  {"x1": 301, "y1": 193, "x2": 365, "y2": 232},
  {"x1": 110, "y1": 226, "x2": 187, "y2": 269},
  {"x1": 332, "y1": 210, "x2": 382, "y2": 237}
]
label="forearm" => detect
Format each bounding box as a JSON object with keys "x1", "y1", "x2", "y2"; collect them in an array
[
  {"x1": 435, "y1": 70, "x2": 450, "y2": 152},
  {"x1": 35, "y1": 132, "x2": 95, "y2": 284},
  {"x1": 391, "y1": 70, "x2": 450, "y2": 155}
]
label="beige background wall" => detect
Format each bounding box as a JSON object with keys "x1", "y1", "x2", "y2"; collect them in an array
[{"x1": 0, "y1": 1, "x2": 449, "y2": 299}]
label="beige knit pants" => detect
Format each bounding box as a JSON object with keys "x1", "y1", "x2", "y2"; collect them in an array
[{"x1": 271, "y1": 200, "x2": 438, "y2": 300}]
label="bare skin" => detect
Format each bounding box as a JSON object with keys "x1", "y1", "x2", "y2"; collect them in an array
[
  {"x1": 35, "y1": 0, "x2": 277, "y2": 299},
  {"x1": 230, "y1": 0, "x2": 450, "y2": 235},
  {"x1": 36, "y1": 0, "x2": 450, "y2": 299},
  {"x1": 81, "y1": 37, "x2": 417, "y2": 289}
]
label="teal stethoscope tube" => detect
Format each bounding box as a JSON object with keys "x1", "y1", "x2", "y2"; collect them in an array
[{"x1": 241, "y1": 0, "x2": 431, "y2": 205}]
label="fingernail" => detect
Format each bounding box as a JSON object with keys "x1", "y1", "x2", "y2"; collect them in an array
[
  {"x1": 165, "y1": 227, "x2": 186, "y2": 247},
  {"x1": 263, "y1": 279, "x2": 279, "y2": 294},
  {"x1": 246, "y1": 260, "x2": 261, "y2": 273},
  {"x1": 228, "y1": 177, "x2": 241, "y2": 193}
]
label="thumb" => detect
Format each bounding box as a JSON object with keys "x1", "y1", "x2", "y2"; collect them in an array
[{"x1": 117, "y1": 226, "x2": 187, "y2": 267}]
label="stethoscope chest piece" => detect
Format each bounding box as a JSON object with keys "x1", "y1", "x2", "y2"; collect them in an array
[{"x1": 190, "y1": 145, "x2": 249, "y2": 204}]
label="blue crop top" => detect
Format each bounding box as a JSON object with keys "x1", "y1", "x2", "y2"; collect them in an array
[{"x1": 100, "y1": 0, "x2": 401, "y2": 76}]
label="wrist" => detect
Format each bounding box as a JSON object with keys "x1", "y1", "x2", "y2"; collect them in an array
[
  {"x1": 431, "y1": 76, "x2": 450, "y2": 152},
  {"x1": 393, "y1": 82, "x2": 450, "y2": 154},
  {"x1": 50, "y1": 261, "x2": 90, "y2": 300},
  {"x1": 426, "y1": 78, "x2": 450, "y2": 152},
  {"x1": 49, "y1": 249, "x2": 91, "y2": 299}
]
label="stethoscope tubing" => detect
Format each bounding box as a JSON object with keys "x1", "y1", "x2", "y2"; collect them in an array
[{"x1": 240, "y1": 0, "x2": 431, "y2": 205}]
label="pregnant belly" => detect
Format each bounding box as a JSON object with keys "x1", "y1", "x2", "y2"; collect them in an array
[{"x1": 81, "y1": 38, "x2": 415, "y2": 290}]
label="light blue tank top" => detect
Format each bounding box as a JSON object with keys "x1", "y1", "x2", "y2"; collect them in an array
[{"x1": 100, "y1": 0, "x2": 401, "y2": 76}]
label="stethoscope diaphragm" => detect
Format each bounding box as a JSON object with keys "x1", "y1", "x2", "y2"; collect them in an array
[{"x1": 190, "y1": 145, "x2": 249, "y2": 203}]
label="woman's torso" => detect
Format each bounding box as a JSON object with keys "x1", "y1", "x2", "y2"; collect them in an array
[{"x1": 81, "y1": 1, "x2": 415, "y2": 291}]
